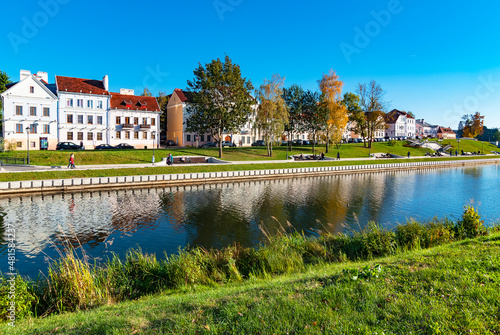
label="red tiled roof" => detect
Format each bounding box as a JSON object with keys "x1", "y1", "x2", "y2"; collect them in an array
[
  {"x1": 110, "y1": 93, "x2": 160, "y2": 112},
  {"x1": 174, "y1": 88, "x2": 189, "y2": 102},
  {"x1": 385, "y1": 109, "x2": 414, "y2": 123},
  {"x1": 56, "y1": 75, "x2": 109, "y2": 95},
  {"x1": 438, "y1": 126, "x2": 455, "y2": 134}
]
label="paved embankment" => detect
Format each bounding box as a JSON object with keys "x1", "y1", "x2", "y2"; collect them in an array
[{"x1": 1, "y1": 157, "x2": 498, "y2": 196}]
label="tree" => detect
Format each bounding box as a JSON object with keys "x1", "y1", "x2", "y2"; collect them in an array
[
  {"x1": 186, "y1": 55, "x2": 254, "y2": 158},
  {"x1": 476, "y1": 126, "x2": 500, "y2": 142},
  {"x1": 356, "y1": 81, "x2": 387, "y2": 151},
  {"x1": 0, "y1": 71, "x2": 12, "y2": 132},
  {"x1": 343, "y1": 92, "x2": 366, "y2": 142},
  {"x1": 319, "y1": 70, "x2": 348, "y2": 152},
  {"x1": 282, "y1": 84, "x2": 305, "y2": 149},
  {"x1": 142, "y1": 87, "x2": 153, "y2": 97},
  {"x1": 156, "y1": 91, "x2": 169, "y2": 139},
  {"x1": 254, "y1": 74, "x2": 288, "y2": 157},
  {"x1": 301, "y1": 90, "x2": 323, "y2": 153},
  {"x1": 462, "y1": 112, "x2": 484, "y2": 138}
]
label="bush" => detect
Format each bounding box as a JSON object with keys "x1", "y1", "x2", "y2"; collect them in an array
[
  {"x1": 0, "y1": 275, "x2": 36, "y2": 321},
  {"x1": 456, "y1": 205, "x2": 486, "y2": 238}
]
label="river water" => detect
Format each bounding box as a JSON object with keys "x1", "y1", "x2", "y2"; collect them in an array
[{"x1": 1, "y1": 164, "x2": 499, "y2": 278}]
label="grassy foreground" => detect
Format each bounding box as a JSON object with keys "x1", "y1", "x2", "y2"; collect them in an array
[{"x1": 1, "y1": 206, "x2": 499, "y2": 333}]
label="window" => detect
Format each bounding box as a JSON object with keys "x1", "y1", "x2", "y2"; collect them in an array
[
  {"x1": 116, "y1": 116, "x2": 121, "y2": 125},
  {"x1": 116, "y1": 131, "x2": 121, "y2": 139},
  {"x1": 125, "y1": 117, "x2": 130, "y2": 124},
  {"x1": 151, "y1": 118, "x2": 155, "y2": 126},
  {"x1": 67, "y1": 98, "x2": 73, "y2": 107},
  {"x1": 87, "y1": 132, "x2": 93, "y2": 140},
  {"x1": 152, "y1": 132, "x2": 156, "y2": 140},
  {"x1": 43, "y1": 107, "x2": 50, "y2": 117},
  {"x1": 30, "y1": 86, "x2": 34, "y2": 93},
  {"x1": 142, "y1": 118, "x2": 147, "y2": 125},
  {"x1": 67, "y1": 114, "x2": 73, "y2": 124},
  {"x1": 125, "y1": 132, "x2": 130, "y2": 139},
  {"x1": 16, "y1": 142, "x2": 22, "y2": 148},
  {"x1": 30, "y1": 106, "x2": 36, "y2": 116},
  {"x1": 200, "y1": 135, "x2": 204, "y2": 141},
  {"x1": 134, "y1": 131, "x2": 138, "y2": 139},
  {"x1": 16, "y1": 124, "x2": 23, "y2": 133},
  {"x1": 16, "y1": 106, "x2": 22, "y2": 115},
  {"x1": 87, "y1": 100, "x2": 93, "y2": 108},
  {"x1": 77, "y1": 99, "x2": 83, "y2": 107},
  {"x1": 29, "y1": 124, "x2": 37, "y2": 134},
  {"x1": 88, "y1": 115, "x2": 93, "y2": 124},
  {"x1": 97, "y1": 116, "x2": 103, "y2": 125},
  {"x1": 207, "y1": 135, "x2": 211, "y2": 142},
  {"x1": 96, "y1": 132, "x2": 102, "y2": 141},
  {"x1": 77, "y1": 132, "x2": 83, "y2": 141},
  {"x1": 134, "y1": 117, "x2": 138, "y2": 125},
  {"x1": 97, "y1": 100, "x2": 103, "y2": 109},
  {"x1": 43, "y1": 124, "x2": 50, "y2": 134},
  {"x1": 30, "y1": 141, "x2": 36, "y2": 148},
  {"x1": 77, "y1": 115, "x2": 84, "y2": 124},
  {"x1": 187, "y1": 135, "x2": 191, "y2": 141},
  {"x1": 142, "y1": 132, "x2": 147, "y2": 139},
  {"x1": 67, "y1": 132, "x2": 73, "y2": 140}
]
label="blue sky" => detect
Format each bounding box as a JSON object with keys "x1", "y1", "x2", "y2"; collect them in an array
[{"x1": 2, "y1": 0, "x2": 500, "y2": 128}]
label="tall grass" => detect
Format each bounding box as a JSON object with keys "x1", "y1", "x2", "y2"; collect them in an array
[{"x1": 0, "y1": 205, "x2": 497, "y2": 322}]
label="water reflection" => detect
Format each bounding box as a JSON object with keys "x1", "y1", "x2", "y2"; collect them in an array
[{"x1": 1, "y1": 164, "x2": 499, "y2": 278}]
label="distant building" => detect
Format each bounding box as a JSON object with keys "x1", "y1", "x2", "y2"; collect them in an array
[
  {"x1": 1, "y1": 70, "x2": 59, "y2": 150},
  {"x1": 437, "y1": 126, "x2": 456, "y2": 139},
  {"x1": 416, "y1": 119, "x2": 438, "y2": 138},
  {"x1": 385, "y1": 109, "x2": 415, "y2": 138}
]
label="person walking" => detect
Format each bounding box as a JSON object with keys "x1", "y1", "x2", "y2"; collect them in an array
[
  {"x1": 407, "y1": 151, "x2": 410, "y2": 158},
  {"x1": 166, "y1": 153, "x2": 172, "y2": 166},
  {"x1": 68, "y1": 153, "x2": 75, "y2": 169},
  {"x1": 336, "y1": 152, "x2": 340, "y2": 160}
]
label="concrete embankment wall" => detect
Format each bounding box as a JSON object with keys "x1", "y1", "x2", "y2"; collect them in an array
[{"x1": 1, "y1": 158, "x2": 499, "y2": 196}]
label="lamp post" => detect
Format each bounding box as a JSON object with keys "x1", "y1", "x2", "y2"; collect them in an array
[
  {"x1": 457, "y1": 139, "x2": 460, "y2": 156},
  {"x1": 482, "y1": 141, "x2": 484, "y2": 155},
  {"x1": 25, "y1": 126, "x2": 30, "y2": 165},
  {"x1": 152, "y1": 130, "x2": 156, "y2": 164}
]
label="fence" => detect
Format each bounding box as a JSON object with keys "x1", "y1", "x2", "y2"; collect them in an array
[{"x1": 0, "y1": 156, "x2": 26, "y2": 165}]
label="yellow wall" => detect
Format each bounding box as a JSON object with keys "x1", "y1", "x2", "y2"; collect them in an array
[{"x1": 166, "y1": 92, "x2": 185, "y2": 146}]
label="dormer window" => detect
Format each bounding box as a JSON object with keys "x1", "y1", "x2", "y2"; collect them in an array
[
  {"x1": 137, "y1": 101, "x2": 147, "y2": 109},
  {"x1": 122, "y1": 100, "x2": 132, "y2": 108},
  {"x1": 30, "y1": 86, "x2": 34, "y2": 93}
]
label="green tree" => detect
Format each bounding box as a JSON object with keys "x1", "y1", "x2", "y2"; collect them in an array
[
  {"x1": 462, "y1": 112, "x2": 484, "y2": 138},
  {"x1": 357, "y1": 81, "x2": 387, "y2": 151},
  {"x1": 282, "y1": 84, "x2": 305, "y2": 149},
  {"x1": 156, "y1": 91, "x2": 169, "y2": 140},
  {"x1": 0, "y1": 71, "x2": 12, "y2": 132},
  {"x1": 476, "y1": 126, "x2": 500, "y2": 142},
  {"x1": 302, "y1": 90, "x2": 324, "y2": 153},
  {"x1": 186, "y1": 55, "x2": 254, "y2": 158},
  {"x1": 343, "y1": 92, "x2": 366, "y2": 142},
  {"x1": 254, "y1": 74, "x2": 288, "y2": 157}
]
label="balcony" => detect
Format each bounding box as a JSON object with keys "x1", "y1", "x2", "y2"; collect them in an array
[
  {"x1": 140, "y1": 124, "x2": 151, "y2": 129},
  {"x1": 122, "y1": 123, "x2": 134, "y2": 129}
]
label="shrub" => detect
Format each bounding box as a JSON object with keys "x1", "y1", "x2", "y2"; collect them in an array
[
  {"x1": 361, "y1": 221, "x2": 396, "y2": 258},
  {"x1": 388, "y1": 140, "x2": 397, "y2": 146},
  {"x1": 456, "y1": 205, "x2": 486, "y2": 238},
  {"x1": 0, "y1": 274, "x2": 36, "y2": 321}
]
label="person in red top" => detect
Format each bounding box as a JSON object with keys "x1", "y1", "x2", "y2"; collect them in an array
[{"x1": 68, "y1": 153, "x2": 75, "y2": 169}]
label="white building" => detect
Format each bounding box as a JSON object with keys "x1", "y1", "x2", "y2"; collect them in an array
[
  {"x1": 385, "y1": 109, "x2": 415, "y2": 138},
  {"x1": 1, "y1": 70, "x2": 59, "y2": 150},
  {"x1": 108, "y1": 89, "x2": 161, "y2": 148},
  {"x1": 55, "y1": 75, "x2": 111, "y2": 149}
]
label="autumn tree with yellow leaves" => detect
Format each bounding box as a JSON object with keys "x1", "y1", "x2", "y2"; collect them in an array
[
  {"x1": 462, "y1": 112, "x2": 484, "y2": 138},
  {"x1": 255, "y1": 74, "x2": 288, "y2": 157},
  {"x1": 319, "y1": 70, "x2": 348, "y2": 152}
]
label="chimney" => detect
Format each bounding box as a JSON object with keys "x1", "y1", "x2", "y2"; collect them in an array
[
  {"x1": 20, "y1": 70, "x2": 31, "y2": 81},
  {"x1": 119, "y1": 88, "x2": 134, "y2": 95},
  {"x1": 35, "y1": 71, "x2": 48, "y2": 83},
  {"x1": 103, "y1": 75, "x2": 109, "y2": 91}
]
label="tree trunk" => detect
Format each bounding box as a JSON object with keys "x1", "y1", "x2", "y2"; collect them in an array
[{"x1": 218, "y1": 131, "x2": 223, "y2": 158}]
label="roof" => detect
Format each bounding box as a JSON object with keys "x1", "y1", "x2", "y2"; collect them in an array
[
  {"x1": 438, "y1": 126, "x2": 455, "y2": 134},
  {"x1": 1, "y1": 75, "x2": 58, "y2": 100},
  {"x1": 173, "y1": 88, "x2": 196, "y2": 102},
  {"x1": 56, "y1": 75, "x2": 109, "y2": 95},
  {"x1": 110, "y1": 93, "x2": 160, "y2": 112},
  {"x1": 416, "y1": 119, "x2": 436, "y2": 127},
  {"x1": 385, "y1": 109, "x2": 414, "y2": 123}
]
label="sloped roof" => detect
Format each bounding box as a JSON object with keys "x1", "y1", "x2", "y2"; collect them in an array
[
  {"x1": 385, "y1": 109, "x2": 414, "y2": 123},
  {"x1": 56, "y1": 75, "x2": 109, "y2": 95},
  {"x1": 110, "y1": 93, "x2": 160, "y2": 112},
  {"x1": 173, "y1": 88, "x2": 197, "y2": 102},
  {"x1": 438, "y1": 126, "x2": 455, "y2": 134}
]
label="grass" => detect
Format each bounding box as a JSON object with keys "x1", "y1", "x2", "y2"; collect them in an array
[
  {"x1": 1, "y1": 140, "x2": 497, "y2": 166},
  {"x1": 1, "y1": 206, "x2": 499, "y2": 334}
]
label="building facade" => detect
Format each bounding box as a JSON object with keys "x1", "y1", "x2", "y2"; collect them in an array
[
  {"x1": 385, "y1": 109, "x2": 415, "y2": 138},
  {"x1": 1, "y1": 70, "x2": 59, "y2": 150}
]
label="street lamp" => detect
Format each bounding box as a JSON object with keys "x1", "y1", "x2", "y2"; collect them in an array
[
  {"x1": 457, "y1": 139, "x2": 460, "y2": 156},
  {"x1": 25, "y1": 126, "x2": 30, "y2": 165},
  {"x1": 482, "y1": 141, "x2": 484, "y2": 155},
  {"x1": 152, "y1": 130, "x2": 156, "y2": 164}
]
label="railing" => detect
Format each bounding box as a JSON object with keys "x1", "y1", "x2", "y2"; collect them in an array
[
  {"x1": 140, "y1": 124, "x2": 151, "y2": 129},
  {"x1": 0, "y1": 156, "x2": 26, "y2": 165},
  {"x1": 122, "y1": 123, "x2": 134, "y2": 129}
]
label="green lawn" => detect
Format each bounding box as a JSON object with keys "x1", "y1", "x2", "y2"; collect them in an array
[{"x1": 3, "y1": 233, "x2": 499, "y2": 334}]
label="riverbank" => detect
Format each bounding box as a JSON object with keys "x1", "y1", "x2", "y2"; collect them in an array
[
  {"x1": 0, "y1": 156, "x2": 499, "y2": 196},
  {"x1": 2, "y1": 218, "x2": 499, "y2": 333}
]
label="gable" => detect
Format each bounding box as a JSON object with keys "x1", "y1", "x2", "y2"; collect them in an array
[{"x1": 1, "y1": 75, "x2": 57, "y2": 100}]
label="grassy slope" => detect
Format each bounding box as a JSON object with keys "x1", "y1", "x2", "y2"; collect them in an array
[
  {"x1": 4, "y1": 233, "x2": 500, "y2": 334},
  {"x1": 1, "y1": 140, "x2": 497, "y2": 166}
]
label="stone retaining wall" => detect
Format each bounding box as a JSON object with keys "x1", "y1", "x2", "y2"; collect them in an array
[{"x1": 1, "y1": 159, "x2": 498, "y2": 196}]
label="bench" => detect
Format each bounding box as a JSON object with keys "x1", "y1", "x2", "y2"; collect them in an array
[{"x1": 171, "y1": 156, "x2": 207, "y2": 164}]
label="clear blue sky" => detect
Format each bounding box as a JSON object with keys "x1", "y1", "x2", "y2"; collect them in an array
[{"x1": 2, "y1": 0, "x2": 500, "y2": 128}]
